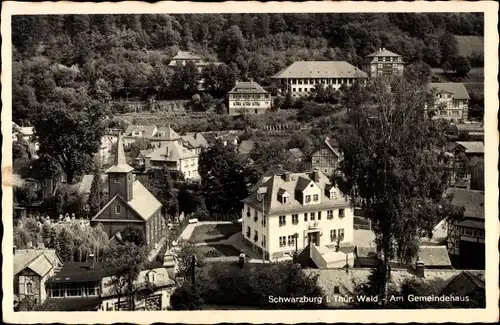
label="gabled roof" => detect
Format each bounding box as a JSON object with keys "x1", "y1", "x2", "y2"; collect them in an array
[
  {"x1": 243, "y1": 168, "x2": 349, "y2": 215},
  {"x1": 92, "y1": 180, "x2": 162, "y2": 221},
  {"x1": 312, "y1": 136, "x2": 342, "y2": 158},
  {"x1": 429, "y1": 83, "x2": 470, "y2": 100},
  {"x1": 170, "y1": 51, "x2": 202, "y2": 61},
  {"x1": 439, "y1": 270, "x2": 485, "y2": 296},
  {"x1": 446, "y1": 188, "x2": 484, "y2": 219},
  {"x1": 124, "y1": 125, "x2": 157, "y2": 138},
  {"x1": 106, "y1": 134, "x2": 135, "y2": 173},
  {"x1": 146, "y1": 141, "x2": 198, "y2": 162},
  {"x1": 14, "y1": 249, "x2": 60, "y2": 276},
  {"x1": 417, "y1": 246, "x2": 452, "y2": 267},
  {"x1": 272, "y1": 61, "x2": 368, "y2": 79},
  {"x1": 366, "y1": 48, "x2": 402, "y2": 57},
  {"x1": 455, "y1": 141, "x2": 484, "y2": 154},
  {"x1": 152, "y1": 125, "x2": 181, "y2": 141},
  {"x1": 238, "y1": 140, "x2": 255, "y2": 155},
  {"x1": 228, "y1": 81, "x2": 268, "y2": 94},
  {"x1": 288, "y1": 148, "x2": 305, "y2": 160}
]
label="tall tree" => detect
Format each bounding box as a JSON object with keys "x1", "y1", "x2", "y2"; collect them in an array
[
  {"x1": 199, "y1": 140, "x2": 248, "y2": 215},
  {"x1": 56, "y1": 227, "x2": 75, "y2": 263},
  {"x1": 33, "y1": 96, "x2": 107, "y2": 183},
  {"x1": 121, "y1": 225, "x2": 147, "y2": 247},
  {"x1": 404, "y1": 61, "x2": 433, "y2": 86},
  {"x1": 88, "y1": 167, "x2": 106, "y2": 218},
  {"x1": 102, "y1": 242, "x2": 148, "y2": 311},
  {"x1": 334, "y1": 76, "x2": 463, "y2": 306}
]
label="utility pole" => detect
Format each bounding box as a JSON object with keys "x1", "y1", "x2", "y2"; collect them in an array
[{"x1": 191, "y1": 255, "x2": 196, "y2": 290}]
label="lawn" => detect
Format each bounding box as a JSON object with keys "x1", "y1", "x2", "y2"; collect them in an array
[
  {"x1": 189, "y1": 223, "x2": 241, "y2": 243},
  {"x1": 198, "y1": 244, "x2": 242, "y2": 258}
]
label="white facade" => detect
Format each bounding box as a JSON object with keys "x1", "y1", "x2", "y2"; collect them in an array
[
  {"x1": 241, "y1": 170, "x2": 354, "y2": 261},
  {"x1": 284, "y1": 77, "x2": 356, "y2": 97}
]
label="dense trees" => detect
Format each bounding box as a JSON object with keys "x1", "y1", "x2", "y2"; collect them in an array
[
  {"x1": 12, "y1": 13, "x2": 483, "y2": 125},
  {"x1": 334, "y1": 76, "x2": 464, "y2": 305},
  {"x1": 88, "y1": 167, "x2": 106, "y2": 217},
  {"x1": 199, "y1": 140, "x2": 248, "y2": 216}
]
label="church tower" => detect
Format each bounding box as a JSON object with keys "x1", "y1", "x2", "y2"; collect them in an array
[{"x1": 106, "y1": 133, "x2": 135, "y2": 201}]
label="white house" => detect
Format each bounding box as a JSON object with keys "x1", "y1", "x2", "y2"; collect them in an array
[
  {"x1": 272, "y1": 61, "x2": 368, "y2": 97},
  {"x1": 426, "y1": 83, "x2": 470, "y2": 122},
  {"x1": 241, "y1": 168, "x2": 354, "y2": 261},
  {"x1": 227, "y1": 81, "x2": 271, "y2": 116}
]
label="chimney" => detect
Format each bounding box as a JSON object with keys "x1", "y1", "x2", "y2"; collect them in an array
[
  {"x1": 312, "y1": 169, "x2": 320, "y2": 183},
  {"x1": 283, "y1": 173, "x2": 291, "y2": 182},
  {"x1": 379, "y1": 48, "x2": 382, "y2": 52},
  {"x1": 165, "y1": 146, "x2": 170, "y2": 158},
  {"x1": 89, "y1": 253, "x2": 95, "y2": 269},
  {"x1": 382, "y1": 47, "x2": 386, "y2": 51},
  {"x1": 415, "y1": 260, "x2": 425, "y2": 278}
]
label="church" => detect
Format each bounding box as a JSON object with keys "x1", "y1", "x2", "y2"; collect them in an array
[{"x1": 90, "y1": 133, "x2": 163, "y2": 249}]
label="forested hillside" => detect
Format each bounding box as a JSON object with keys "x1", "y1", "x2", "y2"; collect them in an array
[{"x1": 12, "y1": 13, "x2": 483, "y2": 125}]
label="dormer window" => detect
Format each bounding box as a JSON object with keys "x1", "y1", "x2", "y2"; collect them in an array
[
  {"x1": 115, "y1": 205, "x2": 121, "y2": 214},
  {"x1": 305, "y1": 195, "x2": 311, "y2": 203}
]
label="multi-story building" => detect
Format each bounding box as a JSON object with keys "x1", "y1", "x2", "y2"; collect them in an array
[
  {"x1": 14, "y1": 248, "x2": 62, "y2": 309},
  {"x1": 148, "y1": 125, "x2": 182, "y2": 149},
  {"x1": 446, "y1": 188, "x2": 484, "y2": 269},
  {"x1": 90, "y1": 134, "x2": 163, "y2": 250},
  {"x1": 241, "y1": 168, "x2": 354, "y2": 261},
  {"x1": 144, "y1": 141, "x2": 200, "y2": 181},
  {"x1": 310, "y1": 136, "x2": 343, "y2": 177},
  {"x1": 227, "y1": 81, "x2": 272, "y2": 116},
  {"x1": 426, "y1": 83, "x2": 470, "y2": 122},
  {"x1": 272, "y1": 61, "x2": 368, "y2": 97},
  {"x1": 362, "y1": 48, "x2": 405, "y2": 78},
  {"x1": 168, "y1": 51, "x2": 222, "y2": 90}
]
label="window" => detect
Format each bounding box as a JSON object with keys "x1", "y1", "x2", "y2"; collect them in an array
[
  {"x1": 254, "y1": 230, "x2": 258, "y2": 242},
  {"x1": 26, "y1": 282, "x2": 33, "y2": 295},
  {"x1": 246, "y1": 227, "x2": 251, "y2": 237},
  {"x1": 334, "y1": 286, "x2": 340, "y2": 294},
  {"x1": 304, "y1": 213, "x2": 308, "y2": 222},
  {"x1": 247, "y1": 207, "x2": 251, "y2": 217},
  {"x1": 66, "y1": 286, "x2": 83, "y2": 297},
  {"x1": 338, "y1": 228, "x2": 345, "y2": 241},
  {"x1": 114, "y1": 177, "x2": 120, "y2": 183},
  {"x1": 262, "y1": 215, "x2": 267, "y2": 227},
  {"x1": 282, "y1": 196, "x2": 290, "y2": 204},
  {"x1": 305, "y1": 195, "x2": 311, "y2": 203},
  {"x1": 339, "y1": 209, "x2": 345, "y2": 218},
  {"x1": 327, "y1": 210, "x2": 334, "y2": 219},
  {"x1": 254, "y1": 210, "x2": 258, "y2": 222},
  {"x1": 318, "y1": 211, "x2": 322, "y2": 220},
  {"x1": 298, "y1": 88, "x2": 302, "y2": 92},
  {"x1": 292, "y1": 87, "x2": 296, "y2": 92},
  {"x1": 310, "y1": 212, "x2": 315, "y2": 221},
  {"x1": 288, "y1": 235, "x2": 296, "y2": 246},
  {"x1": 313, "y1": 194, "x2": 319, "y2": 202},
  {"x1": 279, "y1": 215, "x2": 286, "y2": 227},
  {"x1": 115, "y1": 205, "x2": 121, "y2": 214},
  {"x1": 292, "y1": 214, "x2": 299, "y2": 225},
  {"x1": 48, "y1": 285, "x2": 64, "y2": 298},
  {"x1": 84, "y1": 285, "x2": 99, "y2": 297},
  {"x1": 330, "y1": 229, "x2": 337, "y2": 242},
  {"x1": 279, "y1": 236, "x2": 287, "y2": 247}
]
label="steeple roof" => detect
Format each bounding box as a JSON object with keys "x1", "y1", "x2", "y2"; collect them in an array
[{"x1": 106, "y1": 133, "x2": 135, "y2": 173}]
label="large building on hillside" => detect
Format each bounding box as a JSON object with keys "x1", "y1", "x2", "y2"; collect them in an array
[
  {"x1": 241, "y1": 168, "x2": 354, "y2": 261},
  {"x1": 362, "y1": 48, "x2": 405, "y2": 78},
  {"x1": 310, "y1": 136, "x2": 343, "y2": 177},
  {"x1": 90, "y1": 134, "x2": 163, "y2": 249},
  {"x1": 168, "y1": 51, "x2": 223, "y2": 90},
  {"x1": 227, "y1": 81, "x2": 272, "y2": 116},
  {"x1": 272, "y1": 61, "x2": 368, "y2": 97},
  {"x1": 426, "y1": 83, "x2": 470, "y2": 122}
]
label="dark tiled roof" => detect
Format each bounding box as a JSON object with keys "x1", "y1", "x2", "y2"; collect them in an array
[
  {"x1": 429, "y1": 83, "x2": 470, "y2": 100},
  {"x1": 446, "y1": 188, "x2": 484, "y2": 219},
  {"x1": 439, "y1": 271, "x2": 485, "y2": 296},
  {"x1": 417, "y1": 246, "x2": 452, "y2": 267},
  {"x1": 47, "y1": 262, "x2": 106, "y2": 284},
  {"x1": 228, "y1": 81, "x2": 268, "y2": 94},
  {"x1": 288, "y1": 148, "x2": 305, "y2": 159}
]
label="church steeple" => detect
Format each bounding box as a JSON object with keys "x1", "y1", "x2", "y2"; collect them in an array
[{"x1": 107, "y1": 133, "x2": 135, "y2": 201}]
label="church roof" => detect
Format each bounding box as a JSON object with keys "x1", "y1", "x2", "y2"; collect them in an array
[{"x1": 106, "y1": 133, "x2": 135, "y2": 173}]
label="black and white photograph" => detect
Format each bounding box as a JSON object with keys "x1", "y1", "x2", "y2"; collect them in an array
[{"x1": 2, "y1": 1, "x2": 498, "y2": 323}]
